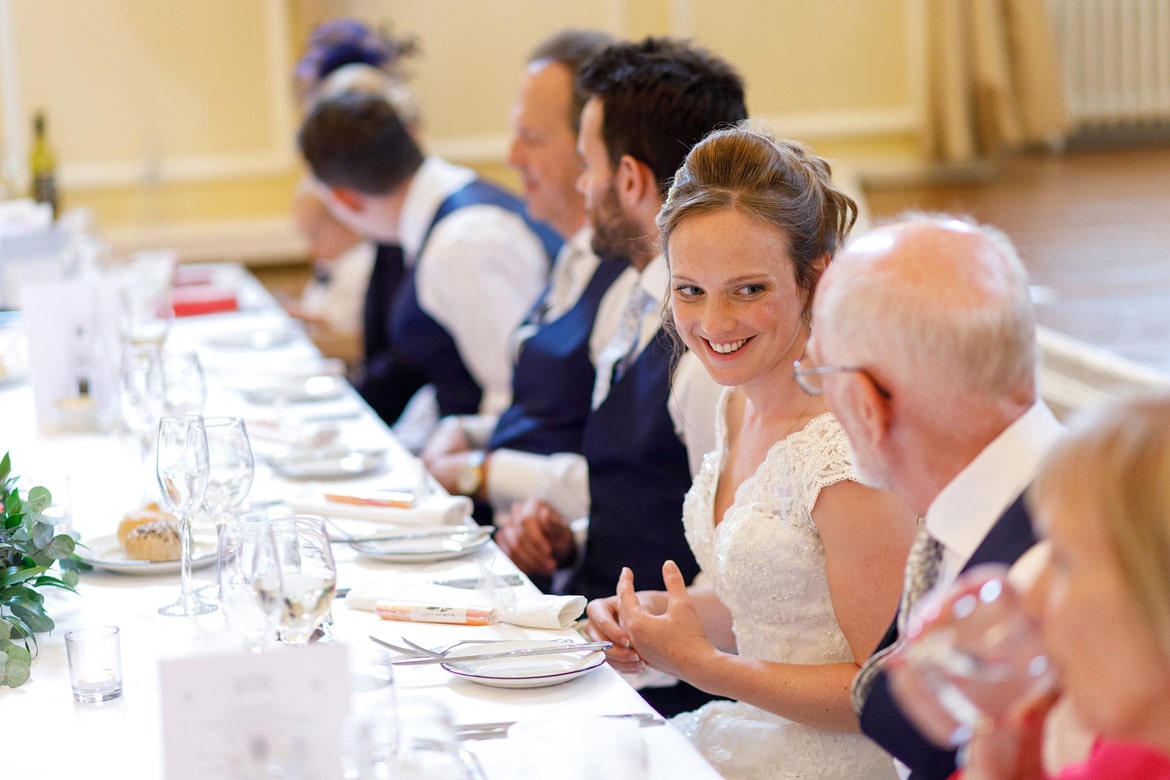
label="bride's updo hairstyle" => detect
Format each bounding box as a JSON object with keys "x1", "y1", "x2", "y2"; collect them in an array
[{"x1": 657, "y1": 121, "x2": 858, "y2": 320}]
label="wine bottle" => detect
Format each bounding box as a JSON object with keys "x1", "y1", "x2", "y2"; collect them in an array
[{"x1": 29, "y1": 111, "x2": 58, "y2": 218}]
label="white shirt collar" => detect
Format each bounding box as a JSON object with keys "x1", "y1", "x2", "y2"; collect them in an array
[
  {"x1": 397, "y1": 156, "x2": 477, "y2": 261},
  {"x1": 639, "y1": 254, "x2": 669, "y2": 311},
  {"x1": 925, "y1": 400, "x2": 1064, "y2": 574}
]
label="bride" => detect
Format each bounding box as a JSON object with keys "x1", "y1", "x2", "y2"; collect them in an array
[{"x1": 585, "y1": 124, "x2": 916, "y2": 780}]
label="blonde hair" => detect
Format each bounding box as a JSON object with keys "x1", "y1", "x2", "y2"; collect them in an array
[{"x1": 1029, "y1": 390, "x2": 1170, "y2": 665}]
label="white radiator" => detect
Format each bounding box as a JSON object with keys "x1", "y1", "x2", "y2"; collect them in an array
[{"x1": 1049, "y1": 0, "x2": 1170, "y2": 126}]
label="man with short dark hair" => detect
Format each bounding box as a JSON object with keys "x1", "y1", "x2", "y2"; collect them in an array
[
  {"x1": 496, "y1": 37, "x2": 747, "y2": 716},
  {"x1": 298, "y1": 82, "x2": 560, "y2": 432}
]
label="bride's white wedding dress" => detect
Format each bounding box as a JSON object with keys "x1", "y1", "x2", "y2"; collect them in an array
[{"x1": 672, "y1": 390, "x2": 896, "y2": 779}]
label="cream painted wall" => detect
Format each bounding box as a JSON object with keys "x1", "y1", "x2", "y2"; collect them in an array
[{"x1": 0, "y1": 0, "x2": 923, "y2": 257}]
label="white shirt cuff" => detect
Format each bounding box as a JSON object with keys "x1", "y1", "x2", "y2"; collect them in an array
[{"x1": 485, "y1": 449, "x2": 590, "y2": 520}]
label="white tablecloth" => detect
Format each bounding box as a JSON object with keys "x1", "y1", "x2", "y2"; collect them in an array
[{"x1": 0, "y1": 265, "x2": 720, "y2": 779}]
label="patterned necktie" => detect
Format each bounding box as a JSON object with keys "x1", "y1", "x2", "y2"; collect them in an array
[
  {"x1": 851, "y1": 524, "x2": 945, "y2": 714},
  {"x1": 611, "y1": 286, "x2": 656, "y2": 382}
]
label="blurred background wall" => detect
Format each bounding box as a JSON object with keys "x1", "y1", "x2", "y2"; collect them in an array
[{"x1": 0, "y1": 0, "x2": 921, "y2": 261}]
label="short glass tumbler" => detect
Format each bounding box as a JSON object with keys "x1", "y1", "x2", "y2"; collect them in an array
[{"x1": 65, "y1": 626, "x2": 123, "y2": 703}]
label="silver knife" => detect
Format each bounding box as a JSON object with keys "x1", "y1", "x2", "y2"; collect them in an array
[
  {"x1": 431, "y1": 574, "x2": 524, "y2": 589},
  {"x1": 342, "y1": 526, "x2": 492, "y2": 545},
  {"x1": 385, "y1": 640, "x2": 612, "y2": 666}
]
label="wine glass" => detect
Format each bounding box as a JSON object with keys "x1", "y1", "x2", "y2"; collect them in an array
[
  {"x1": 892, "y1": 564, "x2": 1056, "y2": 745},
  {"x1": 266, "y1": 515, "x2": 337, "y2": 645},
  {"x1": 120, "y1": 343, "x2": 164, "y2": 504},
  {"x1": 201, "y1": 417, "x2": 255, "y2": 598},
  {"x1": 160, "y1": 351, "x2": 206, "y2": 415},
  {"x1": 219, "y1": 512, "x2": 281, "y2": 652},
  {"x1": 156, "y1": 414, "x2": 215, "y2": 617}
]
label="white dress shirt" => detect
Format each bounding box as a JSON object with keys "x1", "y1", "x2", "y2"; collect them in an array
[
  {"x1": 924, "y1": 400, "x2": 1065, "y2": 588},
  {"x1": 453, "y1": 228, "x2": 603, "y2": 520},
  {"x1": 890, "y1": 400, "x2": 1064, "y2": 780},
  {"x1": 399, "y1": 156, "x2": 549, "y2": 418},
  {"x1": 299, "y1": 240, "x2": 375, "y2": 334},
  {"x1": 476, "y1": 255, "x2": 719, "y2": 522}
]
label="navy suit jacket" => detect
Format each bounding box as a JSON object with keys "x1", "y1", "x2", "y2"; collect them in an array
[{"x1": 859, "y1": 493, "x2": 1038, "y2": 780}]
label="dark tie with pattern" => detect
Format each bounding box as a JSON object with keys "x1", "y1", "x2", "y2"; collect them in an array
[{"x1": 851, "y1": 524, "x2": 945, "y2": 713}]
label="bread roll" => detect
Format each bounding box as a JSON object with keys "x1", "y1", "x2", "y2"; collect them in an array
[
  {"x1": 123, "y1": 519, "x2": 181, "y2": 562},
  {"x1": 117, "y1": 502, "x2": 174, "y2": 546}
]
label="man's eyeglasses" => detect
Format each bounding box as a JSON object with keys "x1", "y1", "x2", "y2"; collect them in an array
[{"x1": 793, "y1": 360, "x2": 880, "y2": 396}]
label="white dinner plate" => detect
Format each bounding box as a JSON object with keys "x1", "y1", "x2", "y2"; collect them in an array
[
  {"x1": 348, "y1": 526, "x2": 492, "y2": 563},
  {"x1": 205, "y1": 327, "x2": 299, "y2": 351},
  {"x1": 76, "y1": 534, "x2": 217, "y2": 576},
  {"x1": 241, "y1": 374, "x2": 348, "y2": 405},
  {"x1": 270, "y1": 448, "x2": 386, "y2": 480},
  {"x1": 441, "y1": 640, "x2": 606, "y2": 688}
]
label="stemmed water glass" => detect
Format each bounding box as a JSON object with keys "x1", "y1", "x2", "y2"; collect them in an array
[
  {"x1": 156, "y1": 414, "x2": 214, "y2": 617},
  {"x1": 219, "y1": 512, "x2": 282, "y2": 652},
  {"x1": 160, "y1": 351, "x2": 206, "y2": 415},
  {"x1": 201, "y1": 417, "x2": 255, "y2": 598},
  {"x1": 265, "y1": 515, "x2": 337, "y2": 645},
  {"x1": 120, "y1": 343, "x2": 164, "y2": 504}
]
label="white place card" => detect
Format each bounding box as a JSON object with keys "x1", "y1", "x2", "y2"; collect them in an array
[
  {"x1": 159, "y1": 644, "x2": 349, "y2": 780},
  {"x1": 21, "y1": 275, "x2": 121, "y2": 431}
]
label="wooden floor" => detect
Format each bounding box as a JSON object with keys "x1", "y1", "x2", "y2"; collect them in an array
[{"x1": 863, "y1": 143, "x2": 1170, "y2": 374}]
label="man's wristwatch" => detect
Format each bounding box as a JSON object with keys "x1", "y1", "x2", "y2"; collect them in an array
[{"x1": 454, "y1": 450, "x2": 486, "y2": 496}]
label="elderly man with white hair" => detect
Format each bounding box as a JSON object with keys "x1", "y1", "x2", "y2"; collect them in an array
[{"x1": 799, "y1": 214, "x2": 1064, "y2": 780}]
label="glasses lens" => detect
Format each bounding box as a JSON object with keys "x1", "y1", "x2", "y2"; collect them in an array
[{"x1": 793, "y1": 361, "x2": 822, "y2": 395}]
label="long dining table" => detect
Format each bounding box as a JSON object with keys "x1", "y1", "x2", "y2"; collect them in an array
[{"x1": 0, "y1": 263, "x2": 721, "y2": 779}]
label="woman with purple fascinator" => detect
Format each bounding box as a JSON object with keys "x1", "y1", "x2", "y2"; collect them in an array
[{"x1": 293, "y1": 18, "x2": 418, "y2": 104}]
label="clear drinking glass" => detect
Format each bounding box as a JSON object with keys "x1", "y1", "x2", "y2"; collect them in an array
[
  {"x1": 343, "y1": 645, "x2": 399, "y2": 779},
  {"x1": 161, "y1": 351, "x2": 206, "y2": 416},
  {"x1": 266, "y1": 515, "x2": 337, "y2": 645},
  {"x1": 201, "y1": 417, "x2": 255, "y2": 598},
  {"x1": 894, "y1": 564, "x2": 1056, "y2": 745},
  {"x1": 120, "y1": 343, "x2": 164, "y2": 503},
  {"x1": 119, "y1": 279, "x2": 173, "y2": 349},
  {"x1": 156, "y1": 414, "x2": 215, "y2": 617},
  {"x1": 219, "y1": 512, "x2": 281, "y2": 652}
]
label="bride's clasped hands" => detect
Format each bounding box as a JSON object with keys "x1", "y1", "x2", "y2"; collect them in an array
[{"x1": 585, "y1": 560, "x2": 729, "y2": 681}]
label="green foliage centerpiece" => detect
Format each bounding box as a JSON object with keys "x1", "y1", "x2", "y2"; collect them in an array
[{"x1": 0, "y1": 452, "x2": 79, "y2": 687}]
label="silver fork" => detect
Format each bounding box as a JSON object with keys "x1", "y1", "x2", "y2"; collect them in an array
[
  {"x1": 455, "y1": 712, "x2": 665, "y2": 741},
  {"x1": 369, "y1": 635, "x2": 523, "y2": 658}
]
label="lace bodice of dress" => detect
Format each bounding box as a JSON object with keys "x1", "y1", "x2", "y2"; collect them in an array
[{"x1": 682, "y1": 388, "x2": 859, "y2": 665}]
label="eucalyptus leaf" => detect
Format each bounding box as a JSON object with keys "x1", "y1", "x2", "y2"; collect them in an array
[
  {"x1": 32, "y1": 520, "x2": 53, "y2": 548},
  {"x1": 0, "y1": 452, "x2": 74, "y2": 686},
  {"x1": 25, "y1": 486, "x2": 51, "y2": 513},
  {"x1": 1, "y1": 645, "x2": 31, "y2": 687},
  {"x1": 44, "y1": 534, "x2": 75, "y2": 559},
  {"x1": 3, "y1": 641, "x2": 31, "y2": 664}
]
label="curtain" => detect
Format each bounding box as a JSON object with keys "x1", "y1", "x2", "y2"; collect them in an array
[{"x1": 922, "y1": 0, "x2": 1070, "y2": 162}]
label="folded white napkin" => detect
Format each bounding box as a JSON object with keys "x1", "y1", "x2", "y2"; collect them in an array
[
  {"x1": 288, "y1": 488, "x2": 472, "y2": 525},
  {"x1": 507, "y1": 593, "x2": 587, "y2": 629},
  {"x1": 346, "y1": 581, "x2": 585, "y2": 630},
  {"x1": 246, "y1": 419, "x2": 341, "y2": 449}
]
